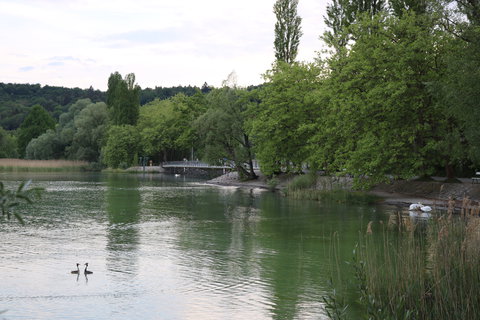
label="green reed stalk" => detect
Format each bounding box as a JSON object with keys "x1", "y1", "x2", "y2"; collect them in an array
[{"x1": 351, "y1": 210, "x2": 480, "y2": 320}]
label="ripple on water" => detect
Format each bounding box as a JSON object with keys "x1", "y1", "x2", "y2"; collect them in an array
[{"x1": 0, "y1": 172, "x2": 382, "y2": 319}]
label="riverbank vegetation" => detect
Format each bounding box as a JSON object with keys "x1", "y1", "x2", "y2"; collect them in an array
[
  {"x1": 1, "y1": 0, "x2": 479, "y2": 185},
  {"x1": 325, "y1": 206, "x2": 480, "y2": 319},
  {"x1": 0, "y1": 180, "x2": 43, "y2": 224},
  {"x1": 0, "y1": 159, "x2": 88, "y2": 172},
  {"x1": 285, "y1": 173, "x2": 379, "y2": 204}
]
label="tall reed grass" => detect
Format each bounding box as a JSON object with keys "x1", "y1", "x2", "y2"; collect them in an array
[
  {"x1": 0, "y1": 159, "x2": 88, "y2": 172},
  {"x1": 326, "y1": 200, "x2": 480, "y2": 319}
]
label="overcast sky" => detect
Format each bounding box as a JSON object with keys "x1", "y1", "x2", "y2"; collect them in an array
[{"x1": 0, "y1": 0, "x2": 329, "y2": 90}]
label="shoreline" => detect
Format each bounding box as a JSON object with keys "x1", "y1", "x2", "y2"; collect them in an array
[{"x1": 207, "y1": 171, "x2": 480, "y2": 210}]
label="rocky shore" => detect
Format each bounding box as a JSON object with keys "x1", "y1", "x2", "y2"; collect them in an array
[
  {"x1": 207, "y1": 171, "x2": 279, "y2": 189},
  {"x1": 207, "y1": 171, "x2": 480, "y2": 210}
]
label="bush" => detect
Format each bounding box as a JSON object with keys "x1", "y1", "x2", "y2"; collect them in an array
[
  {"x1": 267, "y1": 176, "x2": 279, "y2": 191},
  {"x1": 286, "y1": 173, "x2": 317, "y2": 192}
]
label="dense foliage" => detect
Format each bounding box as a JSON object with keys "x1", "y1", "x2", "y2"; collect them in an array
[
  {"x1": 17, "y1": 105, "x2": 56, "y2": 158},
  {"x1": 195, "y1": 87, "x2": 257, "y2": 180},
  {"x1": 247, "y1": 62, "x2": 321, "y2": 175},
  {"x1": 102, "y1": 125, "x2": 140, "y2": 169},
  {"x1": 107, "y1": 72, "x2": 141, "y2": 126},
  {"x1": 24, "y1": 99, "x2": 108, "y2": 162},
  {"x1": 0, "y1": 127, "x2": 17, "y2": 158},
  {"x1": 248, "y1": 0, "x2": 480, "y2": 187},
  {"x1": 0, "y1": 82, "x2": 200, "y2": 132},
  {"x1": 1, "y1": 0, "x2": 479, "y2": 184},
  {"x1": 0, "y1": 83, "x2": 104, "y2": 130}
]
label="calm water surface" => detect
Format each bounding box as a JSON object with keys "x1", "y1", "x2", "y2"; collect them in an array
[{"x1": 0, "y1": 172, "x2": 392, "y2": 319}]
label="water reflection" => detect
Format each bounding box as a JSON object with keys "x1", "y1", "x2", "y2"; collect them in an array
[
  {"x1": 0, "y1": 172, "x2": 393, "y2": 319},
  {"x1": 105, "y1": 174, "x2": 140, "y2": 277},
  {"x1": 257, "y1": 193, "x2": 319, "y2": 319}
]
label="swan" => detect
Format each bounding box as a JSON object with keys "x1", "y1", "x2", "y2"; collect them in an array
[
  {"x1": 420, "y1": 212, "x2": 432, "y2": 218},
  {"x1": 71, "y1": 263, "x2": 80, "y2": 274},
  {"x1": 84, "y1": 263, "x2": 93, "y2": 274},
  {"x1": 420, "y1": 205, "x2": 432, "y2": 212},
  {"x1": 409, "y1": 203, "x2": 423, "y2": 211},
  {"x1": 409, "y1": 202, "x2": 432, "y2": 213}
]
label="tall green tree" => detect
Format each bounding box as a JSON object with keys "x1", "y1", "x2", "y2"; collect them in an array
[
  {"x1": 195, "y1": 88, "x2": 257, "y2": 180},
  {"x1": 273, "y1": 0, "x2": 303, "y2": 64},
  {"x1": 57, "y1": 99, "x2": 92, "y2": 151},
  {"x1": 434, "y1": 0, "x2": 480, "y2": 168},
  {"x1": 102, "y1": 125, "x2": 140, "y2": 169},
  {"x1": 23, "y1": 99, "x2": 108, "y2": 162},
  {"x1": 311, "y1": 12, "x2": 446, "y2": 187},
  {"x1": 17, "y1": 105, "x2": 56, "y2": 158},
  {"x1": 354, "y1": 0, "x2": 386, "y2": 14},
  {"x1": 457, "y1": 0, "x2": 480, "y2": 25},
  {"x1": 106, "y1": 72, "x2": 141, "y2": 126},
  {"x1": 136, "y1": 93, "x2": 207, "y2": 164},
  {"x1": 137, "y1": 98, "x2": 185, "y2": 163},
  {"x1": 0, "y1": 126, "x2": 18, "y2": 158},
  {"x1": 25, "y1": 129, "x2": 60, "y2": 160},
  {"x1": 389, "y1": 0, "x2": 428, "y2": 16},
  {"x1": 247, "y1": 62, "x2": 321, "y2": 176},
  {"x1": 323, "y1": 0, "x2": 387, "y2": 50},
  {"x1": 170, "y1": 91, "x2": 208, "y2": 160},
  {"x1": 323, "y1": 0, "x2": 354, "y2": 50},
  {"x1": 69, "y1": 102, "x2": 108, "y2": 162}
]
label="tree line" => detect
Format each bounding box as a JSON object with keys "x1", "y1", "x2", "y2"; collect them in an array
[
  {"x1": 1, "y1": 0, "x2": 479, "y2": 188},
  {"x1": 0, "y1": 82, "x2": 204, "y2": 131}
]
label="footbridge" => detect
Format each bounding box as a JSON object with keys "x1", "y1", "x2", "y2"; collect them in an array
[
  {"x1": 161, "y1": 161, "x2": 234, "y2": 178},
  {"x1": 161, "y1": 161, "x2": 233, "y2": 170}
]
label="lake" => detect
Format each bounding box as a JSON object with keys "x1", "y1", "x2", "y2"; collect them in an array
[{"x1": 0, "y1": 172, "x2": 392, "y2": 319}]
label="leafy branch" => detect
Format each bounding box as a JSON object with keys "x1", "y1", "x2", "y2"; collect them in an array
[{"x1": 0, "y1": 181, "x2": 43, "y2": 224}]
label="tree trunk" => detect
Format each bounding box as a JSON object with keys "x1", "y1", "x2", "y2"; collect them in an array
[
  {"x1": 445, "y1": 163, "x2": 455, "y2": 180},
  {"x1": 243, "y1": 134, "x2": 258, "y2": 180},
  {"x1": 236, "y1": 164, "x2": 250, "y2": 181}
]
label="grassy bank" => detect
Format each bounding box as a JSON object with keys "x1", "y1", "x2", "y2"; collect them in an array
[
  {"x1": 284, "y1": 173, "x2": 378, "y2": 205},
  {"x1": 0, "y1": 159, "x2": 89, "y2": 172}
]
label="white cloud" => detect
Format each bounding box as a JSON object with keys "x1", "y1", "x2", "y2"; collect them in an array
[{"x1": 0, "y1": 0, "x2": 328, "y2": 90}]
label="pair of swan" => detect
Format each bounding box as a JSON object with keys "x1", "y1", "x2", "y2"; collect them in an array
[
  {"x1": 71, "y1": 263, "x2": 93, "y2": 275},
  {"x1": 409, "y1": 202, "x2": 432, "y2": 212}
]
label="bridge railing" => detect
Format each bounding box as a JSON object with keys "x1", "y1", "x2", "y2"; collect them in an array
[
  {"x1": 161, "y1": 160, "x2": 261, "y2": 170},
  {"x1": 161, "y1": 161, "x2": 233, "y2": 169}
]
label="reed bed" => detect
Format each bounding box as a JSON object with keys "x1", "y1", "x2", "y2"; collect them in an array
[
  {"x1": 324, "y1": 198, "x2": 480, "y2": 319},
  {"x1": 0, "y1": 159, "x2": 89, "y2": 172},
  {"x1": 337, "y1": 200, "x2": 480, "y2": 319}
]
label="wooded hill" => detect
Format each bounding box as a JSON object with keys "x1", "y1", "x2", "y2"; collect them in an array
[{"x1": 0, "y1": 82, "x2": 204, "y2": 131}]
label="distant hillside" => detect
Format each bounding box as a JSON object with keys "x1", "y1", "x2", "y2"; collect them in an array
[
  {"x1": 0, "y1": 83, "x2": 106, "y2": 130},
  {"x1": 0, "y1": 82, "x2": 206, "y2": 131}
]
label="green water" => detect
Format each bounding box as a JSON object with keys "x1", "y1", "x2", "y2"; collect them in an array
[{"x1": 0, "y1": 172, "x2": 392, "y2": 319}]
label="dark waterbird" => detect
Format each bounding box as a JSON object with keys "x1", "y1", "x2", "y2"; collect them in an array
[
  {"x1": 84, "y1": 263, "x2": 93, "y2": 274},
  {"x1": 71, "y1": 263, "x2": 80, "y2": 274}
]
